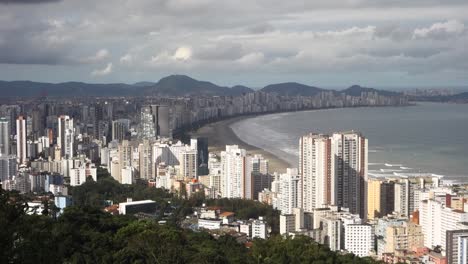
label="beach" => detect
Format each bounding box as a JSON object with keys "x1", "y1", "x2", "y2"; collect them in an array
[{"x1": 190, "y1": 116, "x2": 291, "y2": 174}]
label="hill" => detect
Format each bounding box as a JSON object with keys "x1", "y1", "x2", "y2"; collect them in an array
[
  {"x1": 342, "y1": 85, "x2": 401, "y2": 97},
  {"x1": 144, "y1": 75, "x2": 253, "y2": 96},
  {"x1": 261, "y1": 82, "x2": 324, "y2": 96}
]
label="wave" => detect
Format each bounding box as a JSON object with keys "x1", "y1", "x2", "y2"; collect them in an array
[{"x1": 385, "y1": 163, "x2": 403, "y2": 167}]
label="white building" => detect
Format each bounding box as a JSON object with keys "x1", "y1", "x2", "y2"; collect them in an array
[
  {"x1": 0, "y1": 117, "x2": 10, "y2": 155},
  {"x1": 58, "y1": 115, "x2": 74, "y2": 159},
  {"x1": 121, "y1": 166, "x2": 134, "y2": 184},
  {"x1": 345, "y1": 224, "x2": 374, "y2": 257},
  {"x1": 198, "y1": 219, "x2": 222, "y2": 230},
  {"x1": 118, "y1": 199, "x2": 157, "y2": 215},
  {"x1": 275, "y1": 168, "x2": 300, "y2": 215},
  {"x1": 69, "y1": 164, "x2": 97, "y2": 186},
  {"x1": 420, "y1": 198, "x2": 468, "y2": 250},
  {"x1": 220, "y1": 145, "x2": 247, "y2": 199},
  {"x1": 180, "y1": 149, "x2": 197, "y2": 179},
  {"x1": 16, "y1": 116, "x2": 27, "y2": 164},
  {"x1": 299, "y1": 132, "x2": 368, "y2": 218},
  {"x1": 252, "y1": 217, "x2": 268, "y2": 239}
]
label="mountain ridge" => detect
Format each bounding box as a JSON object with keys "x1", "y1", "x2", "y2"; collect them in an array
[{"x1": 0, "y1": 75, "x2": 403, "y2": 98}]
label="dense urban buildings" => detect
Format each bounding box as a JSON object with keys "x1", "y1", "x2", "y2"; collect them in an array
[{"x1": 0, "y1": 90, "x2": 464, "y2": 263}]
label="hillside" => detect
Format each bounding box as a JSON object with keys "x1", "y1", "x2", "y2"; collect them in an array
[{"x1": 261, "y1": 82, "x2": 324, "y2": 96}]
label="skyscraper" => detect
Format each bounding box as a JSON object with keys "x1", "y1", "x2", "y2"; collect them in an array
[
  {"x1": 446, "y1": 230, "x2": 468, "y2": 264},
  {"x1": 153, "y1": 105, "x2": 171, "y2": 138},
  {"x1": 0, "y1": 118, "x2": 10, "y2": 155},
  {"x1": 180, "y1": 149, "x2": 198, "y2": 179},
  {"x1": 140, "y1": 106, "x2": 156, "y2": 139},
  {"x1": 16, "y1": 116, "x2": 27, "y2": 164},
  {"x1": 299, "y1": 131, "x2": 368, "y2": 218},
  {"x1": 331, "y1": 132, "x2": 368, "y2": 218},
  {"x1": 0, "y1": 154, "x2": 17, "y2": 183},
  {"x1": 299, "y1": 134, "x2": 333, "y2": 212},
  {"x1": 112, "y1": 120, "x2": 128, "y2": 142},
  {"x1": 58, "y1": 116, "x2": 74, "y2": 159},
  {"x1": 190, "y1": 137, "x2": 209, "y2": 176},
  {"x1": 220, "y1": 145, "x2": 247, "y2": 199}
]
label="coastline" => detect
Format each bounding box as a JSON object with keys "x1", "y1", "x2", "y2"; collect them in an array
[{"x1": 190, "y1": 115, "x2": 291, "y2": 174}]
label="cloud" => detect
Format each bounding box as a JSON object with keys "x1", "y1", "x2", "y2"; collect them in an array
[
  {"x1": 237, "y1": 52, "x2": 265, "y2": 65},
  {"x1": 91, "y1": 63, "x2": 112, "y2": 76},
  {"x1": 81, "y1": 49, "x2": 110, "y2": 63},
  {"x1": 0, "y1": 0, "x2": 61, "y2": 4},
  {"x1": 173, "y1": 47, "x2": 192, "y2": 61},
  {"x1": 120, "y1": 54, "x2": 132, "y2": 64},
  {"x1": 414, "y1": 20, "x2": 465, "y2": 39},
  {"x1": 195, "y1": 43, "x2": 245, "y2": 61},
  {"x1": 0, "y1": 0, "x2": 467, "y2": 86}
]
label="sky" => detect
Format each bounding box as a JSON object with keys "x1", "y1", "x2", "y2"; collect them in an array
[{"x1": 0, "y1": 0, "x2": 467, "y2": 88}]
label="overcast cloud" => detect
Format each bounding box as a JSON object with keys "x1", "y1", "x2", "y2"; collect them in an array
[{"x1": 0, "y1": 0, "x2": 467, "y2": 87}]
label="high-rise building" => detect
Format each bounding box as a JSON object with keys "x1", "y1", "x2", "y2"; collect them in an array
[
  {"x1": 57, "y1": 116, "x2": 74, "y2": 159},
  {"x1": 0, "y1": 118, "x2": 10, "y2": 155},
  {"x1": 118, "y1": 140, "x2": 132, "y2": 171},
  {"x1": 140, "y1": 106, "x2": 156, "y2": 139},
  {"x1": 69, "y1": 163, "x2": 97, "y2": 186},
  {"x1": 154, "y1": 105, "x2": 171, "y2": 138},
  {"x1": 384, "y1": 221, "x2": 424, "y2": 254},
  {"x1": 420, "y1": 198, "x2": 468, "y2": 249},
  {"x1": 299, "y1": 134, "x2": 333, "y2": 212},
  {"x1": 16, "y1": 116, "x2": 27, "y2": 164},
  {"x1": 367, "y1": 179, "x2": 395, "y2": 220},
  {"x1": 220, "y1": 145, "x2": 247, "y2": 199},
  {"x1": 331, "y1": 132, "x2": 368, "y2": 218},
  {"x1": 190, "y1": 138, "x2": 209, "y2": 176},
  {"x1": 91, "y1": 104, "x2": 103, "y2": 139},
  {"x1": 180, "y1": 149, "x2": 197, "y2": 179},
  {"x1": 112, "y1": 120, "x2": 129, "y2": 142},
  {"x1": 276, "y1": 168, "x2": 300, "y2": 215},
  {"x1": 394, "y1": 179, "x2": 418, "y2": 217},
  {"x1": 344, "y1": 224, "x2": 374, "y2": 257},
  {"x1": 446, "y1": 230, "x2": 468, "y2": 264},
  {"x1": 139, "y1": 140, "x2": 154, "y2": 180},
  {"x1": 299, "y1": 132, "x2": 368, "y2": 218},
  {"x1": 0, "y1": 154, "x2": 17, "y2": 183}
]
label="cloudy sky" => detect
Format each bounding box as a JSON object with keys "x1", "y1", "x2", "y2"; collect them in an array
[{"x1": 0, "y1": 0, "x2": 467, "y2": 88}]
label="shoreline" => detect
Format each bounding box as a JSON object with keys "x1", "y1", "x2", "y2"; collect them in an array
[
  {"x1": 190, "y1": 115, "x2": 291, "y2": 174},
  {"x1": 188, "y1": 104, "x2": 418, "y2": 175}
]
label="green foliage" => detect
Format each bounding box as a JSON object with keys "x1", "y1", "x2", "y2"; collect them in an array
[
  {"x1": 70, "y1": 169, "x2": 173, "y2": 207},
  {"x1": 0, "y1": 189, "x2": 382, "y2": 263}
]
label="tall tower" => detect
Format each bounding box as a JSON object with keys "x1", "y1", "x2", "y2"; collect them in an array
[
  {"x1": 112, "y1": 120, "x2": 126, "y2": 142},
  {"x1": 58, "y1": 115, "x2": 74, "y2": 159},
  {"x1": 299, "y1": 131, "x2": 368, "y2": 218},
  {"x1": 220, "y1": 145, "x2": 247, "y2": 199},
  {"x1": 331, "y1": 132, "x2": 368, "y2": 218},
  {"x1": 299, "y1": 134, "x2": 333, "y2": 212},
  {"x1": 140, "y1": 106, "x2": 156, "y2": 139},
  {"x1": 16, "y1": 116, "x2": 27, "y2": 164},
  {"x1": 0, "y1": 118, "x2": 10, "y2": 155}
]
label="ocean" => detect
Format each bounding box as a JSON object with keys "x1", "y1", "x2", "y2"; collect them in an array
[{"x1": 231, "y1": 103, "x2": 468, "y2": 183}]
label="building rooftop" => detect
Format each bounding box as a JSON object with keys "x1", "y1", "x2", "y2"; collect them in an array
[{"x1": 119, "y1": 200, "x2": 156, "y2": 206}]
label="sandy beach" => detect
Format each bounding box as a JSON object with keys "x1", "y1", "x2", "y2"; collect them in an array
[{"x1": 190, "y1": 116, "x2": 290, "y2": 174}]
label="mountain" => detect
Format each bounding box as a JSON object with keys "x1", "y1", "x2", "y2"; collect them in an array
[
  {"x1": 143, "y1": 75, "x2": 253, "y2": 96},
  {"x1": 342, "y1": 85, "x2": 401, "y2": 97},
  {"x1": 133, "y1": 81, "x2": 157, "y2": 87},
  {"x1": 261, "y1": 82, "x2": 324, "y2": 96},
  {"x1": 0, "y1": 81, "x2": 138, "y2": 97},
  {"x1": 230, "y1": 85, "x2": 254, "y2": 94},
  {"x1": 0, "y1": 76, "x2": 402, "y2": 98}
]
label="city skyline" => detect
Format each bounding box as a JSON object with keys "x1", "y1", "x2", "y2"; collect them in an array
[{"x1": 0, "y1": 1, "x2": 467, "y2": 87}]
